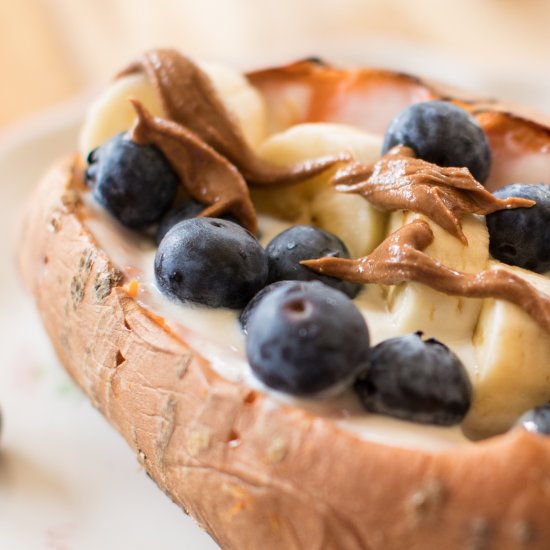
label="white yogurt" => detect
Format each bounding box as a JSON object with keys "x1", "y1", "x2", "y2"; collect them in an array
[{"x1": 82, "y1": 195, "x2": 472, "y2": 451}]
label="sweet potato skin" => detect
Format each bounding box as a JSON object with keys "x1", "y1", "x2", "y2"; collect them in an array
[{"x1": 18, "y1": 156, "x2": 550, "y2": 550}]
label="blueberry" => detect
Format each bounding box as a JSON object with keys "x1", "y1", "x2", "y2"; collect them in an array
[
  {"x1": 517, "y1": 405, "x2": 550, "y2": 435},
  {"x1": 155, "y1": 199, "x2": 242, "y2": 245},
  {"x1": 155, "y1": 218, "x2": 268, "y2": 308},
  {"x1": 265, "y1": 225, "x2": 361, "y2": 298},
  {"x1": 382, "y1": 100, "x2": 491, "y2": 182},
  {"x1": 155, "y1": 199, "x2": 204, "y2": 244},
  {"x1": 354, "y1": 333, "x2": 472, "y2": 426},
  {"x1": 486, "y1": 183, "x2": 550, "y2": 272},
  {"x1": 239, "y1": 280, "x2": 291, "y2": 334},
  {"x1": 85, "y1": 133, "x2": 179, "y2": 228},
  {"x1": 245, "y1": 281, "x2": 370, "y2": 396}
]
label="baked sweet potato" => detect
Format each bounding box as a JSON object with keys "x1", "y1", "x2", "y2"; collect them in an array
[{"x1": 19, "y1": 53, "x2": 550, "y2": 549}]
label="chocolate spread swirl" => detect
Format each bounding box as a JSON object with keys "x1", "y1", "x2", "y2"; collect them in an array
[
  {"x1": 333, "y1": 145, "x2": 534, "y2": 243},
  {"x1": 303, "y1": 219, "x2": 550, "y2": 333},
  {"x1": 119, "y1": 48, "x2": 344, "y2": 186},
  {"x1": 129, "y1": 100, "x2": 257, "y2": 233}
]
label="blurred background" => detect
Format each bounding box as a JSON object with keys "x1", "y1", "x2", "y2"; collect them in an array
[
  {"x1": 2, "y1": 2, "x2": 550, "y2": 549},
  {"x1": 2, "y1": 0, "x2": 550, "y2": 130}
]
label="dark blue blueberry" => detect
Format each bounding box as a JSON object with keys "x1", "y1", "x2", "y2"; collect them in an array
[
  {"x1": 354, "y1": 332, "x2": 472, "y2": 426},
  {"x1": 155, "y1": 199, "x2": 204, "y2": 244},
  {"x1": 265, "y1": 225, "x2": 361, "y2": 299},
  {"x1": 245, "y1": 281, "x2": 370, "y2": 396},
  {"x1": 486, "y1": 183, "x2": 550, "y2": 272},
  {"x1": 517, "y1": 405, "x2": 550, "y2": 435},
  {"x1": 85, "y1": 133, "x2": 179, "y2": 228},
  {"x1": 155, "y1": 199, "x2": 241, "y2": 244},
  {"x1": 382, "y1": 100, "x2": 491, "y2": 182},
  {"x1": 154, "y1": 218, "x2": 268, "y2": 308},
  {"x1": 239, "y1": 280, "x2": 291, "y2": 334}
]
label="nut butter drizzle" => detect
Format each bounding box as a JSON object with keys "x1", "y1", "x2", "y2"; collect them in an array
[
  {"x1": 333, "y1": 145, "x2": 534, "y2": 244},
  {"x1": 128, "y1": 99, "x2": 257, "y2": 233},
  {"x1": 119, "y1": 48, "x2": 344, "y2": 186},
  {"x1": 120, "y1": 50, "x2": 550, "y2": 332},
  {"x1": 303, "y1": 219, "x2": 550, "y2": 333}
]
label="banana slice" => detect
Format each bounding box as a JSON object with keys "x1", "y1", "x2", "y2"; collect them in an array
[
  {"x1": 79, "y1": 73, "x2": 164, "y2": 159},
  {"x1": 464, "y1": 262, "x2": 550, "y2": 438},
  {"x1": 79, "y1": 62, "x2": 267, "y2": 158},
  {"x1": 253, "y1": 122, "x2": 387, "y2": 255},
  {"x1": 386, "y1": 212, "x2": 489, "y2": 344},
  {"x1": 309, "y1": 190, "x2": 387, "y2": 257}
]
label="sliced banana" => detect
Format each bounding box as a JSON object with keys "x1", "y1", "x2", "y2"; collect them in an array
[
  {"x1": 79, "y1": 62, "x2": 267, "y2": 158},
  {"x1": 79, "y1": 73, "x2": 164, "y2": 159},
  {"x1": 464, "y1": 262, "x2": 550, "y2": 438},
  {"x1": 258, "y1": 121, "x2": 383, "y2": 164},
  {"x1": 253, "y1": 122, "x2": 387, "y2": 255},
  {"x1": 386, "y1": 212, "x2": 489, "y2": 344},
  {"x1": 309, "y1": 190, "x2": 387, "y2": 257}
]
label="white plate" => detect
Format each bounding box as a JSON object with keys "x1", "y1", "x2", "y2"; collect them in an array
[{"x1": 0, "y1": 99, "x2": 219, "y2": 550}]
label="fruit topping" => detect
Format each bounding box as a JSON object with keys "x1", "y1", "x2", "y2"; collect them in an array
[
  {"x1": 303, "y1": 219, "x2": 550, "y2": 333},
  {"x1": 85, "y1": 133, "x2": 179, "y2": 228},
  {"x1": 154, "y1": 218, "x2": 268, "y2": 308},
  {"x1": 119, "y1": 49, "x2": 342, "y2": 186},
  {"x1": 239, "y1": 281, "x2": 291, "y2": 334},
  {"x1": 155, "y1": 200, "x2": 204, "y2": 244},
  {"x1": 487, "y1": 183, "x2": 550, "y2": 272},
  {"x1": 81, "y1": 49, "x2": 550, "y2": 438},
  {"x1": 332, "y1": 144, "x2": 532, "y2": 244},
  {"x1": 245, "y1": 281, "x2": 370, "y2": 396},
  {"x1": 265, "y1": 225, "x2": 361, "y2": 298},
  {"x1": 252, "y1": 122, "x2": 387, "y2": 257},
  {"x1": 155, "y1": 199, "x2": 239, "y2": 244},
  {"x1": 381, "y1": 100, "x2": 492, "y2": 182},
  {"x1": 128, "y1": 99, "x2": 258, "y2": 233},
  {"x1": 517, "y1": 405, "x2": 550, "y2": 435},
  {"x1": 354, "y1": 332, "x2": 472, "y2": 426}
]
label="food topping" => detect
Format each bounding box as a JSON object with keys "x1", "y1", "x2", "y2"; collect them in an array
[
  {"x1": 239, "y1": 281, "x2": 291, "y2": 334},
  {"x1": 381, "y1": 100, "x2": 492, "y2": 183},
  {"x1": 245, "y1": 281, "x2": 370, "y2": 396},
  {"x1": 155, "y1": 199, "x2": 205, "y2": 244},
  {"x1": 303, "y1": 219, "x2": 550, "y2": 333},
  {"x1": 333, "y1": 144, "x2": 534, "y2": 244},
  {"x1": 82, "y1": 51, "x2": 550, "y2": 437},
  {"x1": 254, "y1": 122, "x2": 387, "y2": 257},
  {"x1": 354, "y1": 332, "x2": 472, "y2": 426},
  {"x1": 265, "y1": 225, "x2": 360, "y2": 298},
  {"x1": 487, "y1": 183, "x2": 550, "y2": 272},
  {"x1": 119, "y1": 48, "x2": 343, "y2": 187},
  {"x1": 155, "y1": 198, "x2": 240, "y2": 244},
  {"x1": 517, "y1": 405, "x2": 550, "y2": 435},
  {"x1": 85, "y1": 132, "x2": 179, "y2": 228},
  {"x1": 154, "y1": 218, "x2": 268, "y2": 309},
  {"x1": 129, "y1": 99, "x2": 258, "y2": 233}
]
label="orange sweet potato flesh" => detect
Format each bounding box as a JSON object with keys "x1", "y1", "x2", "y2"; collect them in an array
[{"x1": 17, "y1": 156, "x2": 550, "y2": 550}]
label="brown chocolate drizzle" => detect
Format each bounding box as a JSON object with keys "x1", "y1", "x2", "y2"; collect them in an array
[
  {"x1": 333, "y1": 145, "x2": 534, "y2": 244},
  {"x1": 303, "y1": 219, "x2": 550, "y2": 333},
  {"x1": 119, "y1": 48, "x2": 344, "y2": 186},
  {"x1": 129, "y1": 99, "x2": 257, "y2": 233}
]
